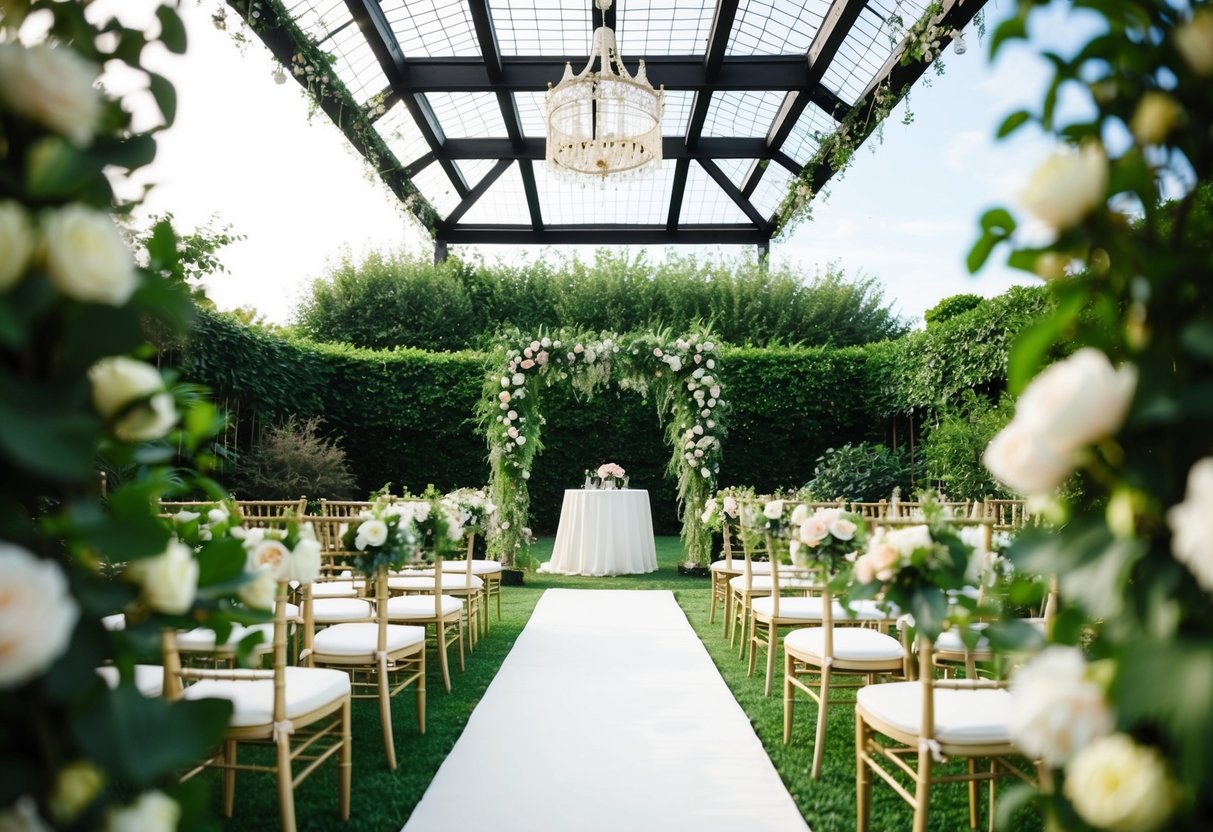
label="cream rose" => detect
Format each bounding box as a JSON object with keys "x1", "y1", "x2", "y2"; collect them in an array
[
  {"x1": 830, "y1": 517, "x2": 857, "y2": 541},
  {"x1": 1130, "y1": 91, "x2": 1181, "y2": 145},
  {"x1": 88, "y1": 357, "x2": 177, "y2": 442},
  {"x1": 42, "y1": 205, "x2": 138, "y2": 305},
  {"x1": 983, "y1": 420, "x2": 1077, "y2": 497},
  {"x1": 1015, "y1": 348, "x2": 1137, "y2": 452},
  {"x1": 854, "y1": 553, "x2": 876, "y2": 584},
  {"x1": 722, "y1": 496, "x2": 738, "y2": 517},
  {"x1": 1018, "y1": 142, "x2": 1108, "y2": 230},
  {"x1": 128, "y1": 540, "x2": 198, "y2": 615},
  {"x1": 239, "y1": 567, "x2": 279, "y2": 610},
  {"x1": 106, "y1": 791, "x2": 180, "y2": 832},
  {"x1": 247, "y1": 539, "x2": 290, "y2": 579},
  {"x1": 1064, "y1": 734, "x2": 1174, "y2": 832},
  {"x1": 798, "y1": 517, "x2": 829, "y2": 545},
  {"x1": 885, "y1": 525, "x2": 933, "y2": 556},
  {"x1": 1175, "y1": 8, "x2": 1213, "y2": 76},
  {"x1": 355, "y1": 519, "x2": 388, "y2": 550},
  {"x1": 762, "y1": 500, "x2": 784, "y2": 520},
  {"x1": 0, "y1": 43, "x2": 102, "y2": 146},
  {"x1": 0, "y1": 544, "x2": 79, "y2": 688},
  {"x1": 0, "y1": 200, "x2": 35, "y2": 291},
  {"x1": 1009, "y1": 646, "x2": 1114, "y2": 766},
  {"x1": 867, "y1": 542, "x2": 901, "y2": 580},
  {"x1": 1167, "y1": 457, "x2": 1213, "y2": 592},
  {"x1": 789, "y1": 504, "x2": 810, "y2": 525}
]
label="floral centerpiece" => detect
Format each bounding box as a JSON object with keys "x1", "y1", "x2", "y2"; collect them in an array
[
  {"x1": 343, "y1": 491, "x2": 466, "y2": 574},
  {"x1": 785, "y1": 505, "x2": 864, "y2": 576},
  {"x1": 444, "y1": 487, "x2": 498, "y2": 539},
  {"x1": 591, "y1": 462, "x2": 627, "y2": 489}
]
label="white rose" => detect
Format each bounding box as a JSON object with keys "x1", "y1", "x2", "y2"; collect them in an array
[
  {"x1": 522, "y1": 470, "x2": 530, "y2": 480},
  {"x1": 507, "y1": 409, "x2": 518, "y2": 420},
  {"x1": 88, "y1": 357, "x2": 177, "y2": 442},
  {"x1": 173, "y1": 510, "x2": 200, "y2": 524},
  {"x1": 884, "y1": 525, "x2": 933, "y2": 556},
  {"x1": 239, "y1": 567, "x2": 279, "y2": 610},
  {"x1": 1175, "y1": 8, "x2": 1213, "y2": 76},
  {"x1": 789, "y1": 504, "x2": 810, "y2": 525},
  {"x1": 500, "y1": 377, "x2": 509, "y2": 388},
  {"x1": 1015, "y1": 348, "x2": 1137, "y2": 452},
  {"x1": 206, "y1": 507, "x2": 229, "y2": 524},
  {"x1": 1019, "y1": 142, "x2": 1108, "y2": 230},
  {"x1": 516, "y1": 435, "x2": 526, "y2": 445},
  {"x1": 722, "y1": 496, "x2": 739, "y2": 517},
  {"x1": 799, "y1": 517, "x2": 829, "y2": 545},
  {"x1": 1167, "y1": 457, "x2": 1213, "y2": 592},
  {"x1": 710, "y1": 386, "x2": 721, "y2": 398},
  {"x1": 291, "y1": 538, "x2": 325, "y2": 584},
  {"x1": 1129, "y1": 91, "x2": 1181, "y2": 145},
  {"x1": 701, "y1": 409, "x2": 711, "y2": 417},
  {"x1": 0, "y1": 44, "x2": 102, "y2": 146},
  {"x1": 512, "y1": 372, "x2": 525, "y2": 386},
  {"x1": 700, "y1": 467, "x2": 711, "y2": 478},
  {"x1": 354, "y1": 519, "x2": 388, "y2": 550},
  {"x1": 763, "y1": 500, "x2": 784, "y2": 520},
  {"x1": 692, "y1": 424, "x2": 704, "y2": 436},
  {"x1": 128, "y1": 540, "x2": 198, "y2": 615},
  {"x1": 667, "y1": 356, "x2": 683, "y2": 372},
  {"x1": 0, "y1": 544, "x2": 79, "y2": 688},
  {"x1": 1009, "y1": 646, "x2": 1114, "y2": 767},
  {"x1": 247, "y1": 539, "x2": 291, "y2": 579},
  {"x1": 983, "y1": 420, "x2": 1076, "y2": 497},
  {"x1": 1064, "y1": 734, "x2": 1174, "y2": 832},
  {"x1": 501, "y1": 521, "x2": 510, "y2": 530},
  {"x1": 830, "y1": 517, "x2": 857, "y2": 541},
  {"x1": 0, "y1": 201, "x2": 35, "y2": 291},
  {"x1": 106, "y1": 790, "x2": 180, "y2": 832},
  {"x1": 42, "y1": 205, "x2": 138, "y2": 305},
  {"x1": 692, "y1": 368, "x2": 705, "y2": 379}
]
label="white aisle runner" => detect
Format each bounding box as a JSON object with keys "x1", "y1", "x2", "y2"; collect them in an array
[{"x1": 401, "y1": 589, "x2": 812, "y2": 832}]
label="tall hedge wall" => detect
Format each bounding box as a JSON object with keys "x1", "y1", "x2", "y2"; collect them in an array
[{"x1": 176, "y1": 285, "x2": 1047, "y2": 532}]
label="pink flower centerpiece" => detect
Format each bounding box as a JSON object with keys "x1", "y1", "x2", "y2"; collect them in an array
[{"x1": 595, "y1": 462, "x2": 627, "y2": 489}]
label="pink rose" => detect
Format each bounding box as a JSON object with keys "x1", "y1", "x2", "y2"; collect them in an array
[
  {"x1": 536, "y1": 351, "x2": 549, "y2": 365},
  {"x1": 523, "y1": 347, "x2": 533, "y2": 358},
  {"x1": 799, "y1": 517, "x2": 829, "y2": 546},
  {"x1": 868, "y1": 542, "x2": 900, "y2": 580},
  {"x1": 855, "y1": 554, "x2": 875, "y2": 584},
  {"x1": 529, "y1": 340, "x2": 541, "y2": 352},
  {"x1": 520, "y1": 359, "x2": 536, "y2": 370}
]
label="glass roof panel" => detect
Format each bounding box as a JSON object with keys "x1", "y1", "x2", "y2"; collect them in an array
[
  {"x1": 680, "y1": 163, "x2": 751, "y2": 225},
  {"x1": 377, "y1": 101, "x2": 432, "y2": 168},
  {"x1": 822, "y1": 0, "x2": 929, "y2": 105},
  {"x1": 423, "y1": 92, "x2": 508, "y2": 138},
  {"x1": 702, "y1": 90, "x2": 785, "y2": 138},
  {"x1": 749, "y1": 162, "x2": 794, "y2": 219},
  {"x1": 411, "y1": 163, "x2": 462, "y2": 219},
  {"x1": 283, "y1": 0, "x2": 350, "y2": 40},
  {"x1": 460, "y1": 163, "x2": 528, "y2": 224},
  {"x1": 515, "y1": 92, "x2": 547, "y2": 138},
  {"x1": 489, "y1": 0, "x2": 593, "y2": 57},
  {"x1": 455, "y1": 158, "x2": 502, "y2": 190},
  {"x1": 381, "y1": 0, "x2": 481, "y2": 58},
  {"x1": 324, "y1": 18, "x2": 390, "y2": 105},
  {"x1": 728, "y1": 0, "x2": 830, "y2": 56},
  {"x1": 780, "y1": 99, "x2": 836, "y2": 166},
  {"x1": 661, "y1": 90, "x2": 694, "y2": 137},
  {"x1": 536, "y1": 162, "x2": 675, "y2": 226},
  {"x1": 715, "y1": 157, "x2": 757, "y2": 190},
  {"x1": 616, "y1": 0, "x2": 715, "y2": 56}
]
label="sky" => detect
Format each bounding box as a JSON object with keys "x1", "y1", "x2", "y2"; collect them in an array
[{"x1": 116, "y1": 0, "x2": 1096, "y2": 327}]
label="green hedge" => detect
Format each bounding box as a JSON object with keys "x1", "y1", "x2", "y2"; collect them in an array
[{"x1": 176, "y1": 285, "x2": 1048, "y2": 531}]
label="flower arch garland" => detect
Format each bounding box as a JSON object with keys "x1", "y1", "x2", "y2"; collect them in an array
[{"x1": 477, "y1": 330, "x2": 727, "y2": 567}]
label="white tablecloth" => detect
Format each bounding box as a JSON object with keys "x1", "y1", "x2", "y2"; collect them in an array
[{"x1": 542, "y1": 489, "x2": 658, "y2": 576}]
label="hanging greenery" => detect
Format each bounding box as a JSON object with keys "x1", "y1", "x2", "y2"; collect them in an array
[{"x1": 477, "y1": 329, "x2": 727, "y2": 567}]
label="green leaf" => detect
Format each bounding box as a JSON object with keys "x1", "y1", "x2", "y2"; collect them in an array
[
  {"x1": 989, "y1": 15, "x2": 1027, "y2": 58},
  {"x1": 59, "y1": 303, "x2": 145, "y2": 371},
  {"x1": 101, "y1": 133, "x2": 157, "y2": 171},
  {"x1": 0, "y1": 273, "x2": 56, "y2": 349},
  {"x1": 195, "y1": 537, "x2": 248, "y2": 588},
  {"x1": 996, "y1": 110, "x2": 1031, "y2": 139},
  {"x1": 75, "y1": 685, "x2": 231, "y2": 786},
  {"x1": 980, "y1": 208, "x2": 1016, "y2": 235},
  {"x1": 156, "y1": 6, "x2": 188, "y2": 54},
  {"x1": 148, "y1": 72, "x2": 178, "y2": 127},
  {"x1": 25, "y1": 137, "x2": 104, "y2": 198},
  {"x1": 966, "y1": 233, "x2": 999, "y2": 274},
  {"x1": 0, "y1": 372, "x2": 97, "y2": 480},
  {"x1": 1006, "y1": 292, "x2": 1083, "y2": 392}
]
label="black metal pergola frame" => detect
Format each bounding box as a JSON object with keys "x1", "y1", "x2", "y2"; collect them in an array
[{"x1": 229, "y1": 0, "x2": 988, "y2": 253}]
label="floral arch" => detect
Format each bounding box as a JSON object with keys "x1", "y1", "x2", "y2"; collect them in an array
[{"x1": 477, "y1": 330, "x2": 726, "y2": 567}]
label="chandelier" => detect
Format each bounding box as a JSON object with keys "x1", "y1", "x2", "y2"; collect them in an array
[{"x1": 545, "y1": 0, "x2": 664, "y2": 179}]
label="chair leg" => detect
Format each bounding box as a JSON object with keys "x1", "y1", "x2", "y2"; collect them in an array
[
  {"x1": 435, "y1": 622, "x2": 452, "y2": 693},
  {"x1": 782, "y1": 651, "x2": 794, "y2": 745},
  {"x1": 811, "y1": 668, "x2": 830, "y2": 779},
  {"x1": 276, "y1": 732, "x2": 297, "y2": 832},
  {"x1": 495, "y1": 579, "x2": 502, "y2": 621},
  {"x1": 967, "y1": 758, "x2": 979, "y2": 830},
  {"x1": 913, "y1": 744, "x2": 933, "y2": 832},
  {"x1": 222, "y1": 740, "x2": 237, "y2": 817},
  {"x1": 456, "y1": 617, "x2": 465, "y2": 672},
  {"x1": 724, "y1": 588, "x2": 733, "y2": 639},
  {"x1": 747, "y1": 618, "x2": 760, "y2": 675},
  {"x1": 763, "y1": 623, "x2": 778, "y2": 696},
  {"x1": 378, "y1": 653, "x2": 397, "y2": 770},
  {"x1": 709, "y1": 575, "x2": 719, "y2": 623},
  {"x1": 856, "y1": 714, "x2": 871, "y2": 832},
  {"x1": 417, "y1": 650, "x2": 427, "y2": 734},
  {"x1": 339, "y1": 698, "x2": 352, "y2": 821}
]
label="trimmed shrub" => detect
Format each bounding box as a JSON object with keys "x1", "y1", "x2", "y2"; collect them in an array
[
  {"x1": 922, "y1": 390, "x2": 1015, "y2": 500},
  {"x1": 805, "y1": 442, "x2": 911, "y2": 503},
  {"x1": 924, "y1": 294, "x2": 985, "y2": 327}
]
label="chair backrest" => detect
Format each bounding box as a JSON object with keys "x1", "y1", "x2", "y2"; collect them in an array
[
  {"x1": 763, "y1": 530, "x2": 824, "y2": 619},
  {"x1": 318, "y1": 499, "x2": 376, "y2": 518},
  {"x1": 302, "y1": 515, "x2": 357, "y2": 576},
  {"x1": 982, "y1": 498, "x2": 1037, "y2": 531},
  {"x1": 849, "y1": 500, "x2": 889, "y2": 519},
  {"x1": 163, "y1": 580, "x2": 293, "y2": 724},
  {"x1": 237, "y1": 498, "x2": 308, "y2": 528}
]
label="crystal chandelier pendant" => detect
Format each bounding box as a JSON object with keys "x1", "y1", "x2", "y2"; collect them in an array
[{"x1": 545, "y1": 0, "x2": 664, "y2": 180}]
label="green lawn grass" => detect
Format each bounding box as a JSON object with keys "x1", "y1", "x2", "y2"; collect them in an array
[{"x1": 215, "y1": 538, "x2": 1040, "y2": 831}]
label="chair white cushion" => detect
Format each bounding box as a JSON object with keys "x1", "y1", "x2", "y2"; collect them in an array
[
  {"x1": 934, "y1": 618, "x2": 1044, "y2": 655},
  {"x1": 857, "y1": 682, "x2": 1013, "y2": 745},
  {"x1": 785, "y1": 626, "x2": 905, "y2": 663},
  {"x1": 442, "y1": 560, "x2": 503, "y2": 575},
  {"x1": 843, "y1": 599, "x2": 901, "y2": 621},
  {"x1": 728, "y1": 574, "x2": 814, "y2": 592},
  {"x1": 183, "y1": 666, "x2": 351, "y2": 728},
  {"x1": 176, "y1": 622, "x2": 276, "y2": 652},
  {"x1": 311, "y1": 597, "x2": 373, "y2": 623},
  {"x1": 751, "y1": 595, "x2": 839, "y2": 620},
  {"x1": 312, "y1": 623, "x2": 426, "y2": 657},
  {"x1": 389, "y1": 574, "x2": 483, "y2": 591},
  {"x1": 384, "y1": 595, "x2": 463, "y2": 619},
  {"x1": 312, "y1": 580, "x2": 360, "y2": 598},
  {"x1": 96, "y1": 664, "x2": 164, "y2": 697}
]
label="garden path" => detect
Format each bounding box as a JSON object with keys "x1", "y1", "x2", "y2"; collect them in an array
[{"x1": 400, "y1": 589, "x2": 811, "y2": 832}]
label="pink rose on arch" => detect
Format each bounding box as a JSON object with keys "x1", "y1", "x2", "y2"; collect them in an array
[
  {"x1": 520, "y1": 359, "x2": 536, "y2": 370},
  {"x1": 536, "y1": 351, "x2": 549, "y2": 365},
  {"x1": 523, "y1": 347, "x2": 533, "y2": 358}
]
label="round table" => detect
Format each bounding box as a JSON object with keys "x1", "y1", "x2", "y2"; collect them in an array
[{"x1": 541, "y1": 489, "x2": 658, "y2": 576}]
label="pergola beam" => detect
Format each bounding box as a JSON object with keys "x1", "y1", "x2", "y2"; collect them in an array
[
  {"x1": 441, "y1": 225, "x2": 768, "y2": 245},
  {"x1": 441, "y1": 136, "x2": 776, "y2": 161}
]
